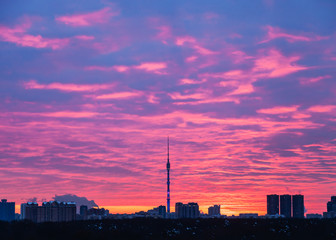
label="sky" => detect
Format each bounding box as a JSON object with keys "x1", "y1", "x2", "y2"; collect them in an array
[{"x1": 0, "y1": 0, "x2": 336, "y2": 215}]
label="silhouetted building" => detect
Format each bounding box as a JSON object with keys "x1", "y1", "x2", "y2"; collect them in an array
[
  {"x1": 87, "y1": 207, "x2": 109, "y2": 220},
  {"x1": 0, "y1": 199, "x2": 15, "y2": 221},
  {"x1": 208, "y1": 205, "x2": 220, "y2": 216},
  {"x1": 145, "y1": 205, "x2": 166, "y2": 218},
  {"x1": 23, "y1": 202, "x2": 38, "y2": 222},
  {"x1": 323, "y1": 196, "x2": 336, "y2": 218},
  {"x1": 306, "y1": 213, "x2": 322, "y2": 219},
  {"x1": 292, "y1": 195, "x2": 304, "y2": 218},
  {"x1": 267, "y1": 194, "x2": 279, "y2": 215},
  {"x1": 22, "y1": 201, "x2": 76, "y2": 222},
  {"x1": 280, "y1": 195, "x2": 291, "y2": 218},
  {"x1": 175, "y1": 202, "x2": 184, "y2": 218},
  {"x1": 80, "y1": 205, "x2": 88, "y2": 220},
  {"x1": 158, "y1": 205, "x2": 166, "y2": 218},
  {"x1": 327, "y1": 196, "x2": 336, "y2": 212},
  {"x1": 239, "y1": 213, "x2": 258, "y2": 218},
  {"x1": 175, "y1": 202, "x2": 200, "y2": 218}
]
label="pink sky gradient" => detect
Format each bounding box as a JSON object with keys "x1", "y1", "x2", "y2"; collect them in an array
[{"x1": 0, "y1": 0, "x2": 336, "y2": 216}]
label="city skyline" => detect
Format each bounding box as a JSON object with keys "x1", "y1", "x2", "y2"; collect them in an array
[{"x1": 0, "y1": 0, "x2": 336, "y2": 216}]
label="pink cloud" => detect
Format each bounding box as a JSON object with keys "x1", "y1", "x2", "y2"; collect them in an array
[
  {"x1": 134, "y1": 62, "x2": 167, "y2": 72},
  {"x1": 299, "y1": 75, "x2": 332, "y2": 84},
  {"x1": 154, "y1": 25, "x2": 172, "y2": 43},
  {"x1": 228, "y1": 84, "x2": 254, "y2": 95},
  {"x1": 212, "y1": 70, "x2": 247, "y2": 80},
  {"x1": 56, "y1": 7, "x2": 119, "y2": 27},
  {"x1": 175, "y1": 36, "x2": 196, "y2": 46},
  {"x1": 94, "y1": 92, "x2": 143, "y2": 100},
  {"x1": 23, "y1": 80, "x2": 114, "y2": 92},
  {"x1": 86, "y1": 62, "x2": 167, "y2": 74},
  {"x1": 41, "y1": 111, "x2": 98, "y2": 118},
  {"x1": 292, "y1": 113, "x2": 311, "y2": 119},
  {"x1": 307, "y1": 105, "x2": 336, "y2": 113},
  {"x1": 169, "y1": 90, "x2": 239, "y2": 105},
  {"x1": 169, "y1": 92, "x2": 207, "y2": 100},
  {"x1": 84, "y1": 65, "x2": 129, "y2": 72},
  {"x1": 193, "y1": 45, "x2": 219, "y2": 55},
  {"x1": 230, "y1": 51, "x2": 253, "y2": 64},
  {"x1": 73, "y1": 35, "x2": 95, "y2": 40},
  {"x1": 179, "y1": 78, "x2": 206, "y2": 85},
  {"x1": 257, "y1": 105, "x2": 299, "y2": 115},
  {"x1": 176, "y1": 35, "x2": 219, "y2": 55},
  {"x1": 260, "y1": 25, "x2": 329, "y2": 43},
  {"x1": 203, "y1": 49, "x2": 307, "y2": 81},
  {"x1": 0, "y1": 23, "x2": 69, "y2": 50},
  {"x1": 199, "y1": 49, "x2": 307, "y2": 98},
  {"x1": 185, "y1": 56, "x2": 198, "y2": 62},
  {"x1": 252, "y1": 49, "x2": 308, "y2": 78}
]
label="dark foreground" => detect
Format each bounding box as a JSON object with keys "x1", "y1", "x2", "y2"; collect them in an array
[{"x1": 1, "y1": 218, "x2": 336, "y2": 240}]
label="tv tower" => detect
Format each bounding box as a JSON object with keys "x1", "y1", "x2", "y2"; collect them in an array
[{"x1": 166, "y1": 136, "x2": 170, "y2": 213}]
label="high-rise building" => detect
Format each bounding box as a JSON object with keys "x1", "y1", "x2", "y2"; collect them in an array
[
  {"x1": 187, "y1": 202, "x2": 200, "y2": 218},
  {"x1": 208, "y1": 205, "x2": 220, "y2": 216},
  {"x1": 280, "y1": 195, "x2": 291, "y2": 218},
  {"x1": 23, "y1": 201, "x2": 76, "y2": 222},
  {"x1": 292, "y1": 195, "x2": 304, "y2": 218},
  {"x1": 323, "y1": 196, "x2": 336, "y2": 218},
  {"x1": 175, "y1": 202, "x2": 200, "y2": 218},
  {"x1": 267, "y1": 194, "x2": 279, "y2": 215},
  {"x1": 331, "y1": 196, "x2": 336, "y2": 203},
  {"x1": 175, "y1": 202, "x2": 184, "y2": 218},
  {"x1": 80, "y1": 205, "x2": 88, "y2": 220},
  {"x1": 0, "y1": 199, "x2": 15, "y2": 221},
  {"x1": 24, "y1": 202, "x2": 38, "y2": 222},
  {"x1": 166, "y1": 137, "x2": 170, "y2": 214},
  {"x1": 158, "y1": 205, "x2": 166, "y2": 218},
  {"x1": 327, "y1": 201, "x2": 334, "y2": 212}
]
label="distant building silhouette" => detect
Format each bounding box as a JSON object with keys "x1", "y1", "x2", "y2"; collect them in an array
[
  {"x1": 175, "y1": 202, "x2": 200, "y2": 218},
  {"x1": 292, "y1": 195, "x2": 304, "y2": 218},
  {"x1": 175, "y1": 202, "x2": 184, "y2": 218},
  {"x1": 0, "y1": 199, "x2": 15, "y2": 221},
  {"x1": 323, "y1": 196, "x2": 336, "y2": 218},
  {"x1": 208, "y1": 205, "x2": 220, "y2": 216},
  {"x1": 158, "y1": 205, "x2": 166, "y2": 218},
  {"x1": 306, "y1": 213, "x2": 322, "y2": 219},
  {"x1": 145, "y1": 205, "x2": 166, "y2": 218},
  {"x1": 280, "y1": 195, "x2": 291, "y2": 218},
  {"x1": 80, "y1": 205, "x2": 88, "y2": 220},
  {"x1": 87, "y1": 207, "x2": 109, "y2": 220},
  {"x1": 267, "y1": 194, "x2": 279, "y2": 215},
  {"x1": 22, "y1": 201, "x2": 76, "y2": 222},
  {"x1": 239, "y1": 213, "x2": 258, "y2": 218},
  {"x1": 327, "y1": 196, "x2": 336, "y2": 212}
]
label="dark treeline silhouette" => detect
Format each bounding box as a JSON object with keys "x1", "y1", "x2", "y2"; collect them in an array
[{"x1": 1, "y1": 218, "x2": 336, "y2": 240}]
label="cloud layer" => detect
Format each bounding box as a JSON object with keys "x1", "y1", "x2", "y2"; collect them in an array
[{"x1": 0, "y1": 0, "x2": 336, "y2": 215}]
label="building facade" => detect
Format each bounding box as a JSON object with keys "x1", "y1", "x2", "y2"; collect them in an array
[
  {"x1": 292, "y1": 195, "x2": 304, "y2": 218},
  {"x1": 80, "y1": 205, "x2": 88, "y2": 220},
  {"x1": 0, "y1": 199, "x2": 15, "y2": 221},
  {"x1": 208, "y1": 205, "x2": 220, "y2": 216},
  {"x1": 280, "y1": 195, "x2": 291, "y2": 218},
  {"x1": 175, "y1": 202, "x2": 200, "y2": 218},
  {"x1": 22, "y1": 201, "x2": 76, "y2": 222},
  {"x1": 267, "y1": 194, "x2": 279, "y2": 215},
  {"x1": 323, "y1": 196, "x2": 336, "y2": 218}
]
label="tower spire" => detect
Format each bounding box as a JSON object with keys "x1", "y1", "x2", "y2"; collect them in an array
[{"x1": 166, "y1": 136, "x2": 170, "y2": 213}]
